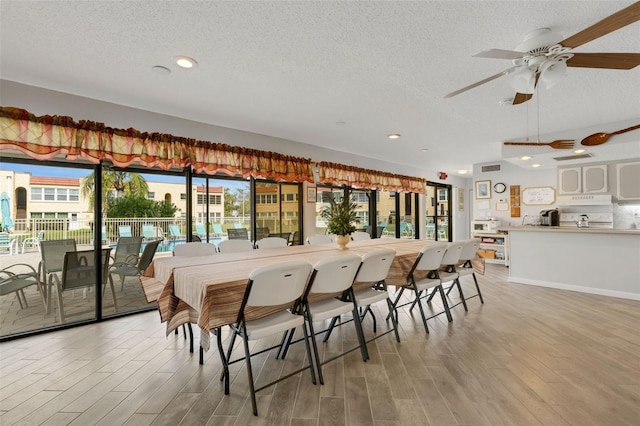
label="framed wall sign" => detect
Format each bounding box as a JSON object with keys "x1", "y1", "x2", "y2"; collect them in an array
[
  {"x1": 306, "y1": 186, "x2": 317, "y2": 203},
  {"x1": 475, "y1": 180, "x2": 491, "y2": 199},
  {"x1": 522, "y1": 186, "x2": 556, "y2": 205}
]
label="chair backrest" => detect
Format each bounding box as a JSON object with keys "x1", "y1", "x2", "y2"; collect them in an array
[
  {"x1": 218, "y1": 239, "x2": 254, "y2": 253},
  {"x1": 191, "y1": 234, "x2": 202, "y2": 242},
  {"x1": 137, "y1": 240, "x2": 162, "y2": 271},
  {"x1": 40, "y1": 239, "x2": 78, "y2": 274},
  {"x1": 227, "y1": 228, "x2": 248, "y2": 240},
  {"x1": 306, "y1": 235, "x2": 333, "y2": 245},
  {"x1": 414, "y1": 243, "x2": 448, "y2": 272},
  {"x1": 169, "y1": 224, "x2": 181, "y2": 237},
  {"x1": 459, "y1": 239, "x2": 481, "y2": 262},
  {"x1": 255, "y1": 227, "x2": 270, "y2": 241},
  {"x1": 306, "y1": 254, "x2": 361, "y2": 295},
  {"x1": 173, "y1": 242, "x2": 218, "y2": 257},
  {"x1": 142, "y1": 224, "x2": 155, "y2": 238},
  {"x1": 255, "y1": 237, "x2": 288, "y2": 249},
  {"x1": 355, "y1": 248, "x2": 396, "y2": 283},
  {"x1": 351, "y1": 231, "x2": 371, "y2": 241},
  {"x1": 113, "y1": 236, "x2": 143, "y2": 265},
  {"x1": 61, "y1": 248, "x2": 111, "y2": 290},
  {"x1": 118, "y1": 225, "x2": 133, "y2": 237},
  {"x1": 441, "y1": 241, "x2": 465, "y2": 266},
  {"x1": 0, "y1": 232, "x2": 11, "y2": 246},
  {"x1": 244, "y1": 260, "x2": 312, "y2": 308},
  {"x1": 212, "y1": 224, "x2": 224, "y2": 235},
  {"x1": 234, "y1": 223, "x2": 244, "y2": 229},
  {"x1": 376, "y1": 226, "x2": 384, "y2": 238},
  {"x1": 35, "y1": 230, "x2": 45, "y2": 241},
  {"x1": 195, "y1": 223, "x2": 207, "y2": 236}
]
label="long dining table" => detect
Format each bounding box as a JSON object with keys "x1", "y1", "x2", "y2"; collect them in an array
[{"x1": 141, "y1": 238, "x2": 446, "y2": 351}]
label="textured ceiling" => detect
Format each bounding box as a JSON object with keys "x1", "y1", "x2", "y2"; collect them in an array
[{"x1": 1, "y1": 1, "x2": 639, "y2": 177}]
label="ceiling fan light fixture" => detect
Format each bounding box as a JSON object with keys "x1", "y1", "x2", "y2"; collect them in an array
[
  {"x1": 540, "y1": 59, "x2": 567, "y2": 89},
  {"x1": 508, "y1": 66, "x2": 536, "y2": 94}
]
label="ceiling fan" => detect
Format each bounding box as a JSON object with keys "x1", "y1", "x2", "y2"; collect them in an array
[{"x1": 445, "y1": 2, "x2": 640, "y2": 105}]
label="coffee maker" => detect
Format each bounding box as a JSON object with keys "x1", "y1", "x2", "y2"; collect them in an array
[{"x1": 539, "y1": 209, "x2": 559, "y2": 226}]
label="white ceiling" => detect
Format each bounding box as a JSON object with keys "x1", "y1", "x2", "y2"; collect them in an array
[{"x1": 1, "y1": 1, "x2": 639, "y2": 178}]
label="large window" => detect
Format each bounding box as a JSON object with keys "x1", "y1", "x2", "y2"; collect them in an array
[
  {"x1": 425, "y1": 182, "x2": 451, "y2": 241},
  {"x1": 255, "y1": 181, "x2": 301, "y2": 244}
]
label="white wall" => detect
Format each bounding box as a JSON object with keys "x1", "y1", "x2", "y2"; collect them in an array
[{"x1": 472, "y1": 160, "x2": 556, "y2": 227}]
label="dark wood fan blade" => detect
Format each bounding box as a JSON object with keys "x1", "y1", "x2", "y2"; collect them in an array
[
  {"x1": 473, "y1": 49, "x2": 526, "y2": 60},
  {"x1": 560, "y1": 2, "x2": 640, "y2": 49},
  {"x1": 567, "y1": 53, "x2": 640, "y2": 69},
  {"x1": 444, "y1": 67, "x2": 516, "y2": 99},
  {"x1": 512, "y1": 93, "x2": 533, "y2": 105}
]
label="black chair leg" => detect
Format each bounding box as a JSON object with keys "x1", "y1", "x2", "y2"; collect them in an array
[
  {"x1": 438, "y1": 285, "x2": 453, "y2": 322},
  {"x1": 473, "y1": 273, "x2": 484, "y2": 303},
  {"x1": 386, "y1": 298, "x2": 401, "y2": 342},
  {"x1": 306, "y1": 319, "x2": 324, "y2": 384},
  {"x1": 242, "y1": 333, "x2": 258, "y2": 416},
  {"x1": 188, "y1": 323, "x2": 194, "y2": 353},
  {"x1": 322, "y1": 316, "x2": 339, "y2": 342},
  {"x1": 215, "y1": 328, "x2": 229, "y2": 394},
  {"x1": 455, "y1": 279, "x2": 468, "y2": 311},
  {"x1": 414, "y1": 292, "x2": 430, "y2": 334}
]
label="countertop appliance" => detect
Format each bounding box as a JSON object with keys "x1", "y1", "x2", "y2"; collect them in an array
[
  {"x1": 472, "y1": 219, "x2": 501, "y2": 234},
  {"x1": 539, "y1": 209, "x2": 559, "y2": 226}
]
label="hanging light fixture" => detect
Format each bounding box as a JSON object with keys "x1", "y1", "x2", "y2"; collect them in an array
[
  {"x1": 508, "y1": 66, "x2": 536, "y2": 94},
  {"x1": 540, "y1": 59, "x2": 567, "y2": 89}
]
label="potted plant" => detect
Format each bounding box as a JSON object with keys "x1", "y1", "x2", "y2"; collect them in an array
[{"x1": 321, "y1": 187, "x2": 358, "y2": 249}]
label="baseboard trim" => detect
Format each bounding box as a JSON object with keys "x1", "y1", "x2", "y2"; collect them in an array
[{"x1": 507, "y1": 276, "x2": 640, "y2": 301}]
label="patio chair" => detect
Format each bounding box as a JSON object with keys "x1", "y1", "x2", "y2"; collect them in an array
[
  {"x1": 227, "y1": 228, "x2": 248, "y2": 240},
  {"x1": 110, "y1": 237, "x2": 143, "y2": 271},
  {"x1": 21, "y1": 230, "x2": 45, "y2": 253},
  {"x1": 168, "y1": 224, "x2": 183, "y2": 240},
  {"x1": 110, "y1": 240, "x2": 161, "y2": 290},
  {"x1": 142, "y1": 224, "x2": 162, "y2": 241},
  {"x1": 0, "y1": 232, "x2": 18, "y2": 255},
  {"x1": 0, "y1": 263, "x2": 43, "y2": 309},
  {"x1": 40, "y1": 239, "x2": 78, "y2": 314},
  {"x1": 255, "y1": 226, "x2": 270, "y2": 241},
  {"x1": 118, "y1": 225, "x2": 133, "y2": 238},
  {"x1": 195, "y1": 223, "x2": 208, "y2": 239},
  {"x1": 55, "y1": 248, "x2": 114, "y2": 323},
  {"x1": 211, "y1": 223, "x2": 224, "y2": 237}
]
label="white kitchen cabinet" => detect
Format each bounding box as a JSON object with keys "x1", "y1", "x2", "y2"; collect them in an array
[
  {"x1": 583, "y1": 164, "x2": 608, "y2": 193},
  {"x1": 472, "y1": 232, "x2": 508, "y2": 266},
  {"x1": 558, "y1": 165, "x2": 608, "y2": 195},
  {"x1": 558, "y1": 167, "x2": 582, "y2": 195},
  {"x1": 617, "y1": 161, "x2": 640, "y2": 201}
]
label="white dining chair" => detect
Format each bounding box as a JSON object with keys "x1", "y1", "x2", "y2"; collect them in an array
[
  {"x1": 222, "y1": 260, "x2": 315, "y2": 416},
  {"x1": 306, "y1": 235, "x2": 333, "y2": 245},
  {"x1": 255, "y1": 236, "x2": 288, "y2": 249},
  {"x1": 392, "y1": 243, "x2": 449, "y2": 334},
  {"x1": 447, "y1": 238, "x2": 483, "y2": 304},
  {"x1": 173, "y1": 242, "x2": 218, "y2": 257},
  {"x1": 218, "y1": 239, "x2": 254, "y2": 253},
  {"x1": 430, "y1": 240, "x2": 467, "y2": 311},
  {"x1": 351, "y1": 231, "x2": 371, "y2": 241},
  {"x1": 278, "y1": 254, "x2": 366, "y2": 384}
]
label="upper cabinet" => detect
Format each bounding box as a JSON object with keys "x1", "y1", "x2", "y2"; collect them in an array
[
  {"x1": 583, "y1": 164, "x2": 608, "y2": 193},
  {"x1": 558, "y1": 165, "x2": 608, "y2": 195},
  {"x1": 617, "y1": 161, "x2": 640, "y2": 201}
]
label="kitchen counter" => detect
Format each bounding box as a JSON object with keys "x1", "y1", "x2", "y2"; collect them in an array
[
  {"x1": 506, "y1": 226, "x2": 640, "y2": 300},
  {"x1": 502, "y1": 226, "x2": 640, "y2": 235}
]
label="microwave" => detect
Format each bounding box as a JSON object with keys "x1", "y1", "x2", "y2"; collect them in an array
[{"x1": 472, "y1": 220, "x2": 500, "y2": 234}]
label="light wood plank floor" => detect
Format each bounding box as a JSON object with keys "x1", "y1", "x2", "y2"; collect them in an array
[{"x1": 1, "y1": 265, "x2": 639, "y2": 425}]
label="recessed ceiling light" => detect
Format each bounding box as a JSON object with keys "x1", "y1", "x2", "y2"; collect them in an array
[
  {"x1": 175, "y1": 56, "x2": 198, "y2": 69},
  {"x1": 520, "y1": 155, "x2": 533, "y2": 160},
  {"x1": 420, "y1": 148, "x2": 429, "y2": 152},
  {"x1": 152, "y1": 65, "x2": 171, "y2": 75},
  {"x1": 531, "y1": 163, "x2": 541, "y2": 168},
  {"x1": 387, "y1": 134, "x2": 401, "y2": 139},
  {"x1": 336, "y1": 121, "x2": 346, "y2": 126},
  {"x1": 574, "y1": 148, "x2": 586, "y2": 154},
  {"x1": 458, "y1": 169, "x2": 469, "y2": 174}
]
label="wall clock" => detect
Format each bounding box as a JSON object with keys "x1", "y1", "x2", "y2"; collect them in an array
[{"x1": 494, "y1": 182, "x2": 507, "y2": 194}]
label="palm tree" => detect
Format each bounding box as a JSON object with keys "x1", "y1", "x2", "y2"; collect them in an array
[{"x1": 81, "y1": 170, "x2": 149, "y2": 212}]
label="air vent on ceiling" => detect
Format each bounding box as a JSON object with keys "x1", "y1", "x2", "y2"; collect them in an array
[
  {"x1": 553, "y1": 153, "x2": 594, "y2": 161},
  {"x1": 481, "y1": 164, "x2": 501, "y2": 172}
]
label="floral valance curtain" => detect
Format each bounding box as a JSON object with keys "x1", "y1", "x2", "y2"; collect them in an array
[
  {"x1": 0, "y1": 107, "x2": 314, "y2": 183},
  {"x1": 317, "y1": 161, "x2": 425, "y2": 194}
]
